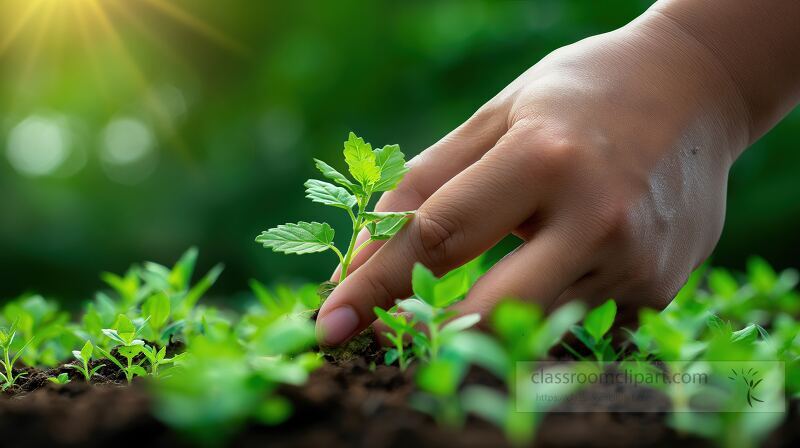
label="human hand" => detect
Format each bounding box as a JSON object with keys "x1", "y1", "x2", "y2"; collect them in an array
[{"x1": 314, "y1": 10, "x2": 765, "y2": 346}]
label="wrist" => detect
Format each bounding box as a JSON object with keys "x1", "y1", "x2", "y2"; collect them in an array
[{"x1": 624, "y1": 10, "x2": 752, "y2": 166}]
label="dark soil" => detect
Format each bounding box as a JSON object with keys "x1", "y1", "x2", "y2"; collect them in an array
[{"x1": 2, "y1": 342, "x2": 798, "y2": 448}]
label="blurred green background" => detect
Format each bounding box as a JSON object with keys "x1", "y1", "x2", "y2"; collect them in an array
[{"x1": 1, "y1": 0, "x2": 798, "y2": 304}]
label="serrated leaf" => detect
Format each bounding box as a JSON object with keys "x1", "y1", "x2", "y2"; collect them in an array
[
  {"x1": 373, "y1": 144, "x2": 409, "y2": 192},
  {"x1": 256, "y1": 222, "x2": 335, "y2": 255},
  {"x1": 304, "y1": 179, "x2": 357, "y2": 209},
  {"x1": 343, "y1": 132, "x2": 380, "y2": 187},
  {"x1": 313, "y1": 158, "x2": 360, "y2": 192},
  {"x1": 365, "y1": 213, "x2": 413, "y2": 240}
]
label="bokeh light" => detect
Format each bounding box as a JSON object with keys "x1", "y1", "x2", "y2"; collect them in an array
[
  {"x1": 6, "y1": 115, "x2": 71, "y2": 177},
  {"x1": 100, "y1": 117, "x2": 158, "y2": 184}
]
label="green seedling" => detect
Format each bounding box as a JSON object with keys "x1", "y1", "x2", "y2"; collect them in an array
[
  {"x1": 98, "y1": 314, "x2": 149, "y2": 384},
  {"x1": 47, "y1": 372, "x2": 71, "y2": 385},
  {"x1": 373, "y1": 307, "x2": 415, "y2": 370},
  {"x1": 395, "y1": 263, "x2": 480, "y2": 362},
  {"x1": 564, "y1": 299, "x2": 620, "y2": 362},
  {"x1": 256, "y1": 132, "x2": 413, "y2": 282},
  {"x1": 66, "y1": 340, "x2": 104, "y2": 382},
  {"x1": 141, "y1": 344, "x2": 184, "y2": 377},
  {"x1": 0, "y1": 320, "x2": 33, "y2": 390}
]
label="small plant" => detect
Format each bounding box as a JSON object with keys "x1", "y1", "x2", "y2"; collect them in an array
[
  {"x1": 97, "y1": 315, "x2": 149, "y2": 384},
  {"x1": 47, "y1": 372, "x2": 71, "y2": 385},
  {"x1": 256, "y1": 132, "x2": 413, "y2": 282},
  {"x1": 397, "y1": 264, "x2": 480, "y2": 362},
  {"x1": 373, "y1": 307, "x2": 415, "y2": 370},
  {"x1": 564, "y1": 299, "x2": 620, "y2": 362},
  {"x1": 141, "y1": 344, "x2": 184, "y2": 377},
  {"x1": 0, "y1": 320, "x2": 33, "y2": 390},
  {"x1": 66, "y1": 341, "x2": 104, "y2": 382}
]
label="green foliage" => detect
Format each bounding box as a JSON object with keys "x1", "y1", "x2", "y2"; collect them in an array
[
  {"x1": 99, "y1": 314, "x2": 149, "y2": 384},
  {"x1": 1, "y1": 244, "x2": 799, "y2": 448},
  {"x1": 0, "y1": 320, "x2": 33, "y2": 390},
  {"x1": 565, "y1": 299, "x2": 619, "y2": 362},
  {"x1": 257, "y1": 132, "x2": 413, "y2": 282},
  {"x1": 47, "y1": 372, "x2": 71, "y2": 386},
  {"x1": 66, "y1": 341, "x2": 104, "y2": 382}
]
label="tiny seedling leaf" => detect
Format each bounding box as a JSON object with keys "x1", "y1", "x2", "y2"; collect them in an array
[{"x1": 583, "y1": 299, "x2": 617, "y2": 342}]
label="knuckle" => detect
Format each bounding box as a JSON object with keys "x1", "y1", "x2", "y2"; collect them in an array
[
  {"x1": 411, "y1": 210, "x2": 460, "y2": 268},
  {"x1": 498, "y1": 130, "x2": 582, "y2": 178}
]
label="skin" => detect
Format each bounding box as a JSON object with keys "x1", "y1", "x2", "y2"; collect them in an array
[{"x1": 316, "y1": 0, "x2": 800, "y2": 346}]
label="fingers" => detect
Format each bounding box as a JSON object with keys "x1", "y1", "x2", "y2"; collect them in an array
[
  {"x1": 330, "y1": 105, "x2": 509, "y2": 281},
  {"x1": 450, "y1": 225, "x2": 594, "y2": 320},
  {"x1": 317, "y1": 132, "x2": 538, "y2": 345}
]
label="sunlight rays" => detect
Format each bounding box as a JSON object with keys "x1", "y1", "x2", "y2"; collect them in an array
[{"x1": 0, "y1": 0, "x2": 248, "y2": 166}]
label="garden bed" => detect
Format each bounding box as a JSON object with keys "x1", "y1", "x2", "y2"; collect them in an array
[{"x1": 4, "y1": 348, "x2": 799, "y2": 448}]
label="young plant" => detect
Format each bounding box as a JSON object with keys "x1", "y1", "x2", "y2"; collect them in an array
[
  {"x1": 141, "y1": 344, "x2": 184, "y2": 377},
  {"x1": 396, "y1": 263, "x2": 480, "y2": 362},
  {"x1": 564, "y1": 299, "x2": 620, "y2": 362},
  {"x1": 0, "y1": 321, "x2": 33, "y2": 390},
  {"x1": 47, "y1": 372, "x2": 71, "y2": 385},
  {"x1": 66, "y1": 341, "x2": 104, "y2": 382},
  {"x1": 373, "y1": 307, "x2": 415, "y2": 370},
  {"x1": 256, "y1": 132, "x2": 413, "y2": 282},
  {"x1": 97, "y1": 314, "x2": 149, "y2": 384}
]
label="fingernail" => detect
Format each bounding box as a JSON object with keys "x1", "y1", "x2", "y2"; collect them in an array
[{"x1": 317, "y1": 306, "x2": 359, "y2": 346}]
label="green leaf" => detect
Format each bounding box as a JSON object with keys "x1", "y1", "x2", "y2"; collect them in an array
[
  {"x1": 748, "y1": 256, "x2": 778, "y2": 293},
  {"x1": 583, "y1": 299, "x2": 617, "y2": 342},
  {"x1": 256, "y1": 222, "x2": 335, "y2": 255},
  {"x1": 342, "y1": 132, "x2": 380, "y2": 187},
  {"x1": 384, "y1": 348, "x2": 399, "y2": 366},
  {"x1": 365, "y1": 213, "x2": 412, "y2": 240},
  {"x1": 398, "y1": 298, "x2": 434, "y2": 324},
  {"x1": 373, "y1": 307, "x2": 408, "y2": 333},
  {"x1": 80, "y1": 340, "x2": 93, "y2": 362},
  {"x1": 491, "y1": 300, "x2": 542, "y2": 343},
  {"x1": 170, "y1": 247, "x2": 198, "y2": 291},
  {"x1": 304, "y1": 179, "x2": 357, "y2": 209},
  {"x1": 708, "y1": 268, "x2": 738, "y2": 298},
  {"x1": 254, "y1": 396, "x2": 293, "y2": 425},
  {"x1": 446, "y1": 331, "x2": 510, "y2": 379},
  {"x1": 253, "y1": 318, "x2": 316, "y2": 356},
  {"x1": 143, "y1": 293, "x2": 171, "y2": 330},
  {"x1": 416, "y1": 358, "x2": 465, "y2": 396},
  {"x1": 441, "y1": 313, "x2": 480, "y2": 337},
  {"x1": 411, "y1": 263, "x2": 438, "y2": 305},
  {"x1": 314, "y1": 158, "x2": 359, "y2": 192},
  {"x1": 373, "y1": 144, "x2": 409, "y2": 192},
  {"x1": 179, "y1": 263, "x2": 224, "y2": 318}
]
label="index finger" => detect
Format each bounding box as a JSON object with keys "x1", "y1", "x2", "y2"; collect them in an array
[{"x1": 316, "y1": 132, "x2": 539, "y2": 345}]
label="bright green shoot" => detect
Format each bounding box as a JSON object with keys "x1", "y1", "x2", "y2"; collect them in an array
[
  {"x1": 373, "y1": 307, "x2": 415, "y2": 370},
  {"x1": 256, "y1": 132, "x2": 413, "y2": 282},
  {"x1": 67, "y1": 340, "x2": 104, "y2": 382},
  {"x1": 0, "y1": 320, "x2": 33, "y2": 390},
  {"x1": 395, "y1": 264, "x2": 480, "y2": 362},
  {"x1": 141, "y1": 344, "x2": 184, "y2": 377},
  {"x1": 47, "y1": 372, "x2": 71, "y2": 385},
  {"x1": 98, "y1": 314, "x2": 149, "y2": 384},
  {"x1": 565, "y1": 299, "x2": 619, "y2": 362}
]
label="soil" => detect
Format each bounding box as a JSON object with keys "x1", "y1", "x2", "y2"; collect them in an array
[{"x1": 2, "y1": 341, "x2": 798, "y2": 448}]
